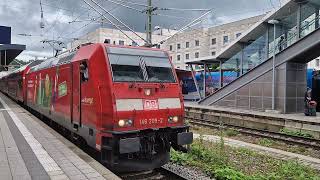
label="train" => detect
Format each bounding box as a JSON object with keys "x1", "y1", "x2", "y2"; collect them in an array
[{"x1": 0, "y1": 43, "x2": 193, "y2": 172}]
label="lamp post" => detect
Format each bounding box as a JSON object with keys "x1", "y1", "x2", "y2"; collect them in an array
[{"x1": 268, "y1": 19, "x2": 280, "y2": 111}]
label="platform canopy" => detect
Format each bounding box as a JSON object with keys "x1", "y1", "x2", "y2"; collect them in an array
[{"x1": 0, "y1": 44, "x2": 26, "y2": 70}]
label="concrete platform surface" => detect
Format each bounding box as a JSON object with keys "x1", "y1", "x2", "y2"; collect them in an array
[{"x1": 0, "y1": 93, "x2": 120, "y2": 180}]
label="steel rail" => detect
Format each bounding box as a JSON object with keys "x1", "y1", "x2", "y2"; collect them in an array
[{"x1": 186, "y1": 112, "x2": 320, "y2": 149}]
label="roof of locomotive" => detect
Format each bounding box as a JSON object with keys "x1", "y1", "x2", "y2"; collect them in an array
[
  {"x1": 1, "y1": 60, "x2": 43, "y2": 78},
  {"x1": 28, "y1": 52, "x2": 76, "y2": 73},
  {"x1": 27, "y1": 43, "x2": 170, "y2": 73}
]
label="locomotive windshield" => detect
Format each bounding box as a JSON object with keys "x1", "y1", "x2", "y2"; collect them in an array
[{"x1": 107, "y1": 47, "x2": 176, "y2": 83}]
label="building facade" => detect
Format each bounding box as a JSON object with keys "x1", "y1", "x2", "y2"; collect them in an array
[
  {"x1": 162, "y1": 15, "x2": 266, "y2": 70},
  {"x1": 67, "y1": 15, "x2": 318, "y2": 71},
  {"x1": 67, "y1": 27, "x2": 177, "y2": 50},
  {"x1": 308, "y1": 58, "x2": 320, "y2": 70}
]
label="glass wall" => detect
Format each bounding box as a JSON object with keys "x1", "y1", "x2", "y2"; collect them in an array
[
  {"x1": 268, "y1": 9, "x2": 298, "y2": 58},
  {"x1": 221, "y1": 51, "x2": 241, "y2": 86},
  {"x1": 214, "y1": 2, "x2": 320, "y2": 91},
  {"x1": 243, "y1": 33, "x2": 267, "y2": 74},
  {"x1": 300, "y1": 2, "x2": 320, "y2": 38}
]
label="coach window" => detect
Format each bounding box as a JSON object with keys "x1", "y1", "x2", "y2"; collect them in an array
[{"x1": 80, "y1": 61, "x2": 89, "y2": 82}]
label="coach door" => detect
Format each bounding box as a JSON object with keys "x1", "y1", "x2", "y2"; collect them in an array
[{"x1": 72, "y1": 61, "x2": 82, "y2": 129}]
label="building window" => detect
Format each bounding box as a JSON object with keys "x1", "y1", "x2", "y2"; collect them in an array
[
  {"x1": 223, "y1": 36, "x2": 229, "y2": 44},
  {"x1": 195, "y1": 40, "x2": 200, "y2": 46},
  {"x1": 316, "y1": 59, "x2": 320, "y2": 67},
  {"x1": 186, "y1": 42, "x2": 190, "y2": 48},
  {"x1": 113, "y1": 41, "x2": 116, "y2": 45},
  {"x1": 156, "y1": 44, "x2": 161, "y2": 49},
  {"x1": 177, "y1": 66, "x2": 181, "y2": 69},
  {"x1": 177, "y1": 43, "x2": 181, "y2": 49},
  {"x1": 186, "y1": 53, "x2": 190, "y2": 60},
  {"x1": 211, "y1": 38, "x2": 216, "y2": 45},
  {"x1": 80, "y1": 61, "x2": 89, "y2": 82},
  {"x1": 195, "y1": 52, "x2": 199, "y2": 58},
  {"x1": 177, "y1": 55, "x2": 181, "y2": 61},
  {"x1": 170, "y1": 45, "x2": 173, "y2": 51},
  {"x1": 236, "y1": 33, "x2": 242, "y2": 38},
  {"x1": 119, "y1": 40, "x2": 125, "y2": 45},
  {"x1": 132, "y1": 41, "x2": 138, "y2": 46},
  {"x1": 104, "y1": 39, "x2": 110, "y2": 44},
  {"x1": 211, "y1": 51, "x2": 216, "y2": 56}
]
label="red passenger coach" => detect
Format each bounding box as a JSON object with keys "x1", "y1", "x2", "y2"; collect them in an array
[{"x1": 0, "y1": 43, "x2": 193, "y2": 171}]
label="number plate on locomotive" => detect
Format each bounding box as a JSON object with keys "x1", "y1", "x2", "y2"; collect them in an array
[
  {"x1": 139, "y1": 118, "x2": 163, "y2": 125},
  {"x1": 143, "y1": 99, "x2": 159, "y2": 110}
]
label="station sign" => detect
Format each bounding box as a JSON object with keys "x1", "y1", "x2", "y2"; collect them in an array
[{"x1": 0, "y1": 26, "x2": 11, "y2": 44}]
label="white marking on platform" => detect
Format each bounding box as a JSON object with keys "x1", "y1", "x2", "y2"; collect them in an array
[{"x1": 0, "y1": 97, "x2": 64, "y2": 175}]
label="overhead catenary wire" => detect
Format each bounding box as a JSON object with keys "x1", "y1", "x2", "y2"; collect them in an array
[
  {"x1": 112, "y1": 0, "x2": 149, "y2": 8},
  {"x1": 103, "y1": 0, "x2": 144, "y2": 12},
  {"x1": 159, "y1": 9, "x2": 213, "y2": 45},
  {"x1": 157, "y1": 7, "x2": 210, "y2": 11},
  {"x1": 82, "y1": 0, "x2": 140, "y2": 46},
  {"x1": 89, "y1": 0, "x2": 149, "y2": 44},
  {"x1": 56, "y1": 2, "x2": 123, "y2": 42}
]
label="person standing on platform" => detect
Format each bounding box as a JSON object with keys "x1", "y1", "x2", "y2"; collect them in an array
[{"x1": 305, "y1": 88, "x2": 317, "y2": 116}]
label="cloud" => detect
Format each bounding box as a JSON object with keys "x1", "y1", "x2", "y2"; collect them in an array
[{"x1": 1, "y1": 0, "x2": 281, "y2": 61}]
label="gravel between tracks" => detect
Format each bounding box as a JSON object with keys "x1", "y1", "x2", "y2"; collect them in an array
[{"x1": 163, "y1": 162, "x2": 212, "y2": 180}]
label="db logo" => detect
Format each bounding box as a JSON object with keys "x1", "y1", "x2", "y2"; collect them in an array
[{"x1": 143, "y1": 100, "x2": 159, "y2": 110}]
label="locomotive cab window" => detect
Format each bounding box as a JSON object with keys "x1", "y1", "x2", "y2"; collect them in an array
[
  {"x1": 108, "y1": 50, "x2": 176, "y2": 83},
  {"x1": 107, "y1": 47, "x2": 176, "y2": 83},
  {"x1": 80, "y1": 61, "x2": 89, "y2": 82}
]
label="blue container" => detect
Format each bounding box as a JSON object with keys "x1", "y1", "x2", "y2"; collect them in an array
[{"x1": 307, "y1": 69, "x2": 313, "y2": 89}]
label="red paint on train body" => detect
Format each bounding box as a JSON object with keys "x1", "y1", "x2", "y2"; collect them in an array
[{"x1": 0, "y1": 43, "x2": 192, "y2": 171}]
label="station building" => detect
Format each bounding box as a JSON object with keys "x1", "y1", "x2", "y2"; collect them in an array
[
  {"x1": 67, "y1": 27, "x2": 177, "y2": 50},
  {"x1": 67, "y1": 10, "x2": 319, "y2": 73},
  {"x1": 163, "y1": 15, "x2": 265, "y2": 70},
  {"x1": 0, "y1": 26, "x2": 25, "y2": 71}
]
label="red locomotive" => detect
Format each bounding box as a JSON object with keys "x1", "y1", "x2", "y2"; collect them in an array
[{"x1": 0, "y1": 43, "x2": 193, "y2": 171}]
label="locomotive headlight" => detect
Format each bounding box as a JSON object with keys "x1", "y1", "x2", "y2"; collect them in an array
[
  {"x1": 118, "y1": 119, "x2": 133, "y2": 127},
  {"x1": 144, "y1": 89, "x2": 151, "y2": 96},
  {"x1": 172, "y1": 116, "x2": 179, "y2": 123},
  {"x1": 118, "y1": 120, "x2": 126, "y2": 127},
  {"x1": 127, "y1": 119, "x2": 133, "y2": 126},
  {"x1": 168, "y1": 116, "x2": 179, "y2": 123}
]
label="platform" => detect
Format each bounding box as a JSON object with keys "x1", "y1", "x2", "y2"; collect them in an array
[
  {"x1": 185, "y1": 102, "x2": 320, "y2": 139},
  {"x1": 0, "y1": 93, "x2": 120, "y2": 180}
]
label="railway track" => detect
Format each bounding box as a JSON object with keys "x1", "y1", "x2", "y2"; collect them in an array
[
  {"x1": 186, "y1": 112, "x2": 320, "y2": 149},
  {"x1": 119, "y1": 167, "x2": 187, "y2": 180}
]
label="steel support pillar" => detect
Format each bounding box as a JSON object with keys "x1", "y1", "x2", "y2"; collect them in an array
[
  {"x1": 265, "y1": 26, "x2": 270, "y2": 60},
  {"x1": 203, "y1": 63, "x2": 207, "y2": 97},
  {"x1": 219, "y1": 60, "x2": 223, "y2": 88},
  {"x1": 297, "y1": 4, "x2": 302, "y2": 39},
  {"x1": 4, "y1": 50, "x2": 6, "y2": 71},
  {"x1": 189, "y1": 64, "x2": 202, "y2": 100},
  {"x1": 272, "y1": 23, "x2": 277, "y2": 110},
  {"x1": 315, "y1": 7, "x2": 319, "y2": 29},
  {"x1": 206, "y1": 64, "x2": 214, "y2": 89},
  {"x1": 240, "y1": 46, "x2": 244, "y2": 76}
]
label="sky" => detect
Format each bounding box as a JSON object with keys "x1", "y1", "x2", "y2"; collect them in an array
[{"x1": 0, "y1": 0, "x2": 287, "y2": 61}]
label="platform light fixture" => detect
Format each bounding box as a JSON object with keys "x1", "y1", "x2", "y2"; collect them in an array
[{"x1": 268, "y1": 19, "x2": 280, "y2": 111}]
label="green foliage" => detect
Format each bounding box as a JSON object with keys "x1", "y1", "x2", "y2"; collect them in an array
[
  {"x1": 258, "y1": 138, "x2": 274, "y2": 147},
  {"x1": 170, "y1": 149, "x2": 189, "y2": 165},
  {"x1": 213, "y1": 167, "x2": 246, "y2": 180},
  {"x1": 225, "y1": 129, "x2": 240, "y2": 137},
  {"x1": 170, "y1": 139, "x2": 320, "y2": 180},
  {"x1": 280, "y1": 128, "x2": 314, "y2": 138}
]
